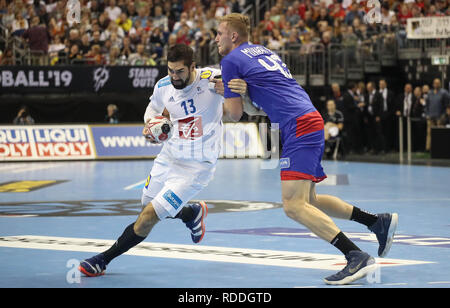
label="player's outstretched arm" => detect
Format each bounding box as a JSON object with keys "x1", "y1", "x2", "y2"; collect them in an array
[
  {"x1": 223, "y1": 97, "x2": 243, "y2": 122},
  {"x1": 228, "y1": 79, "x2": 247, "y2": 96},
  {"x1": 210, "y1": 75, "x2": 225, "y2": 96},
  {"x1": 228, "y1": 79, "x2": 267, "y2": 116},
  {"x1": 211, "y1": 77, "x2": 247, "y2": 97}
]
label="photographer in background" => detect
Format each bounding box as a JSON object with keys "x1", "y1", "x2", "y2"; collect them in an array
[
  {"x1": 105, "y1": 104, "x2": 120, "y2": 124},
  {"x1": 322, "y1": 99, "x2": 344, "y2": 158},
  {"x1": 13, "y1": 106, "x2": 35, "y2": 125}
]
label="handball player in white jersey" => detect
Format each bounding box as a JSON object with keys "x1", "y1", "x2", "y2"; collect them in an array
[{"x1": 78, "y1": 44, "x2": 236, "y2": 277}]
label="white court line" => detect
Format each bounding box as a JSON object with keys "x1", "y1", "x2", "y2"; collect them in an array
[
  {"x1": 0, "y1": 163, "x2": 61, "y2": 173},
  {"x1": 0, "y1": 165, "x2": 24, "y2": 171},
  {"x1": 0, "y1": 215, "x2": 38, "y2": 218},
  {"x1": 427, "y1": 281, "x2": 450, "y2": 285},
  {"x1": 346, "y1": 198, "x2": 450, "y2": 203},
  {"x1": 11, "y1": 164, "x2": 61, "y2": 173},
  {"x1": 124, "y1": 179, "x2": 146, "y2": 190},
  {"x1": 0, "y1": 235, "x2": 433, "y2": 271}
]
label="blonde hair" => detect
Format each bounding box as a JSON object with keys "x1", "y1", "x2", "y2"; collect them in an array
[{"x1": 219, "y1": 13, "x2": 250, "y2": 41}]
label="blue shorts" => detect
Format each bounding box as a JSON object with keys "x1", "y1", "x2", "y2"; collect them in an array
[{"x1": 279, "y1": 111, "x2": 327, "y2": 182}]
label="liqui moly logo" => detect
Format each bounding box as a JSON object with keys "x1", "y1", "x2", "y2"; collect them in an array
[
  {"x1": 0, "y1": 126, "x2": 95, "y2": 161},
  {"x1": 33, "y1": 127, "x2": 92, "y2": 158},
  {"x1": 0, "y1": 128, "x2": 32, "y2": 158}
]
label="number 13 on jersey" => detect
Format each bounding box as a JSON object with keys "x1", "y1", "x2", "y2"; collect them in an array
[{"x1": 181, "y1": 99, "x2": 196, "y2": 115}]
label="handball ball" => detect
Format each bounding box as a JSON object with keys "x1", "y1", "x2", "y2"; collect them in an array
[{"x1": 145, "y1": 116, "x2": 173, "y2": 143}]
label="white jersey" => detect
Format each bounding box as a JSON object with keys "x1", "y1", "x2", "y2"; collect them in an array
[{"x1": 144, "y1": 67, "x2": 223, "y2": 163}]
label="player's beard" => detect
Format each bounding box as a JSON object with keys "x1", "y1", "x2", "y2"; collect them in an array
[{"x1": 171, "y1": 70, "x2": 191, "y2": 90}]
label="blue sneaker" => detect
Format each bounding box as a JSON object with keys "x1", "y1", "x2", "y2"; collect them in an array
[
  {"x1": 324, "y1": 250, "x2": 377, "y2": 285},
  {"x1": 79, "y1": 253, "x2": 107, "y2": 277},
  {"x1": 369, "y1": 213, "x2": 398, "y2": 257},
  {"x1": 185, "y1": 201, "x2": 208, "y2": 243}
]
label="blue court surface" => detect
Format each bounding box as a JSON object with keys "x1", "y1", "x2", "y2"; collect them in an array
[{"x1": 0, "y1": 159, "x2": 449, "y2": 288}]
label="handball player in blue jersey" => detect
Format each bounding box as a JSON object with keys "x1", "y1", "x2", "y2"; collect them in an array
[{"x1": 216, "y1": 13, "x2": 398, "y2": 285}]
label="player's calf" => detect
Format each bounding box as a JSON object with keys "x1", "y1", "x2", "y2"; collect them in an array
[
  {"x1": 134, "y1": 202, "x2": 160, "y2": 237},
  {"x1": 282, "y1": 195, "x2": 341, "y2": 242},
  {"x1": 79, "y1": 205, "x2": 159, "y2": 277}
]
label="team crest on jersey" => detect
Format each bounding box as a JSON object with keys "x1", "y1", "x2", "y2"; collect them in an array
[
  {"x1": 200, "y1": 70, "x2": 212, "y2": 79},
  {"x1": 178, "y1": 116, "x2": 203, "y2": 140},
  {"x1": 197, "y1": 86, "x2": 204, "y2": 94}
]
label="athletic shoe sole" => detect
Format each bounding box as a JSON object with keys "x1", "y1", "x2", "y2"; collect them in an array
[
  {"x1": 379, "y1": 213, "x2": 398, "y2": 258},
  {"x1": 195, "y1": 201, "x2": 208, "y2": 244},
  {"x1": 323, "y1": 262, "x2": 379, "y2": 285},
  {"x1": 78, "y1": 264, "x2": 105, "y2": 277}
]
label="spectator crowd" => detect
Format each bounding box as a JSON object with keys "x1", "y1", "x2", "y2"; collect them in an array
[
  {"x1": 0, "y1": 0, "x2": 246, "y2": 65},
  {"x1": 1, "y1": 0, "x2": 449, "y2": 65}
]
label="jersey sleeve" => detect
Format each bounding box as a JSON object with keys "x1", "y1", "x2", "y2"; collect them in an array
[
  {"x1": 221, "y1": 57, "x2": 241, "y2": 99},
  {"x1": 143, "y1": 86, "x2": 165, "y2": 123}
]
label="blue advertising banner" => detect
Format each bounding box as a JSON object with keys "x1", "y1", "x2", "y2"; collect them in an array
[
  {"x1": 1, "y1": 123, "x2": 265, "y2": 161},
  {"x1": 90, "y1": 125, "x2": 162, "y2": 158}
]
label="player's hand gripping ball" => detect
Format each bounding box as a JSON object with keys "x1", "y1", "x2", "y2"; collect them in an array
[{"x1": 143, "y1": 116, "x2": 173, "y2": 143}]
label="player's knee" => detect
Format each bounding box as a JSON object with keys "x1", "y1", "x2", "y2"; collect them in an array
[
  {"x1": 282, "y1": 196, "x2": 308, "y2": 220},
  {"x1": 283, "y1": 204, "x2": 296, "y2": 220}
]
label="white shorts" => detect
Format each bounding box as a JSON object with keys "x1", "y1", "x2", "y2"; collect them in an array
[{"x1": 141, "y1": 146, "x2": 216, "y2": 220}]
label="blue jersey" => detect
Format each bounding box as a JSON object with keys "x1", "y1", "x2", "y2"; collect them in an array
[{"x1": 221, "y1": 42, "x2": 316, "y2": 129}]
